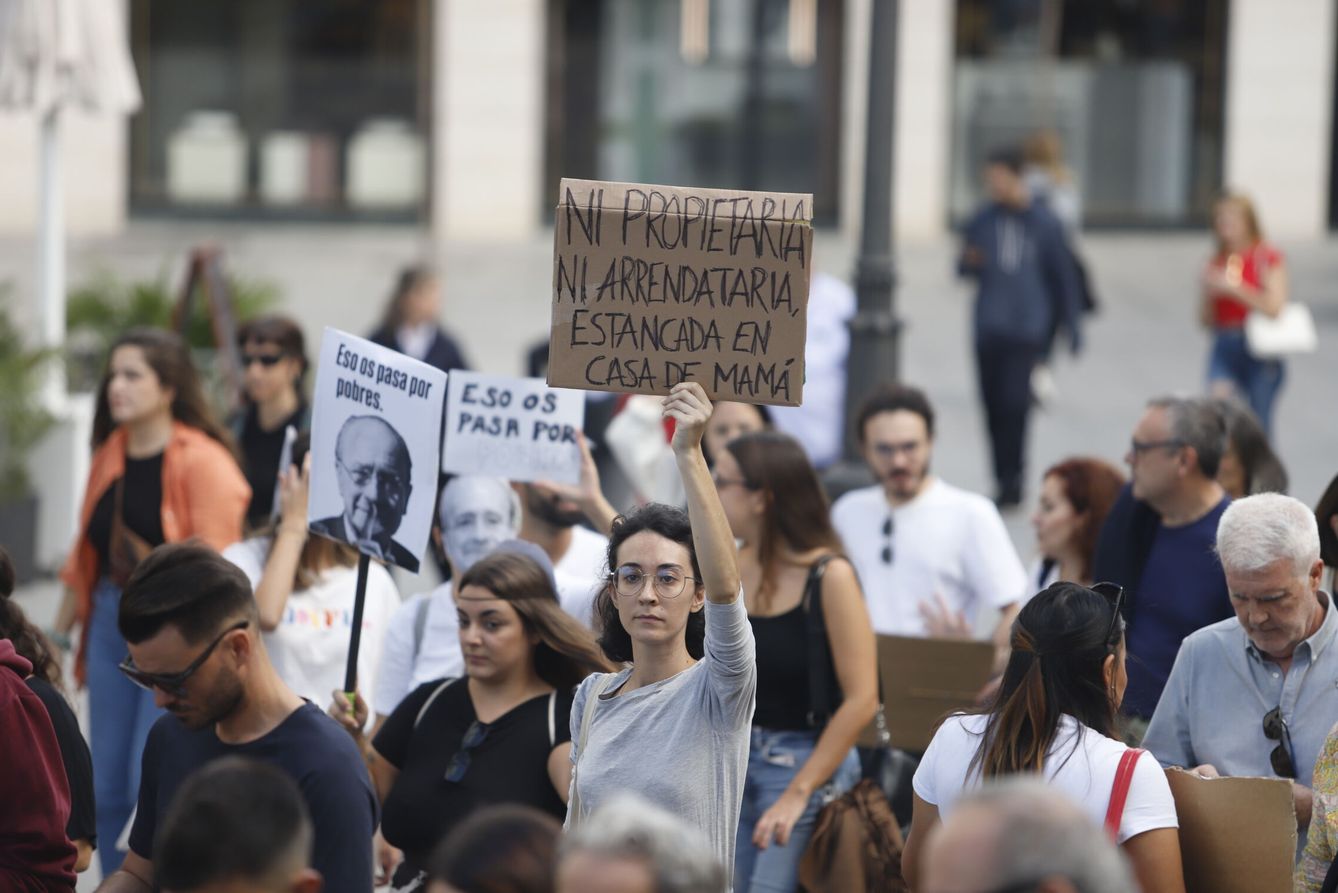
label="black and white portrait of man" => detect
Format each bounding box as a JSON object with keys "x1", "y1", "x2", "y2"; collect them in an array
[{"x1": 311, "y1": 414, "x2": 420, "y2": 572}]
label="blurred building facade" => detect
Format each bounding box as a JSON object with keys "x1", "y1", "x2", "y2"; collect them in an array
[{"x1": 0, "y1": 0, "x2": 1334, "y2": 242}]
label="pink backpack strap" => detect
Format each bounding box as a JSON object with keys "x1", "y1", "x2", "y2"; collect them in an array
[{"x1": 1104, "y1": 748, "x2": 1145, "y2": 841}]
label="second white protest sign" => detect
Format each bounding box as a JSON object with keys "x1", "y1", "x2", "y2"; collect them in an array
[{"x1": 442, "y1": 371, "x2": 586, "y2": 484}]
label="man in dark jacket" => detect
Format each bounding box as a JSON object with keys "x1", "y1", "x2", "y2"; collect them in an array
[{"x1": 959, "y1": 146, "x2": 1083, "y2": 508}]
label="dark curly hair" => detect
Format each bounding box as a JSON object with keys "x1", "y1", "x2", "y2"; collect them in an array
[
  {"x1": 596, "y1": 503, "x2": 705, "y2": 663},
  {"x1": 0, "y1": 547, "x2": 64, "y2": 690}
]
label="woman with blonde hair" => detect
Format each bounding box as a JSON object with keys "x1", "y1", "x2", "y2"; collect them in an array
[{"x1": 1200, "y1": 193, "x2": 1290, "y2": 434}]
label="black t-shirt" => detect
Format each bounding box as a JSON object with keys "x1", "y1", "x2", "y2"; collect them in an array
[
  {"x1": 86, "y1": 453, "x2": 165, "y2": 574},
  {"x1": 373, "y1": 679, "x2": 573, "y2": 881},
  {"x1": 26, "y1": 677, "x2": 96, "y2": 848},
  {"x1": 750, "y1": 604, "x2": 812, "y2": 730},
  {"x1": 239, "y1": 404, "x2": 306, "y2": 529},
  {"x1": 130, "y1": 703, "x2": 377, "y2": 893}
]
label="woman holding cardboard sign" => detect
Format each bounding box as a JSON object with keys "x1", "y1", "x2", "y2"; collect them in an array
[
  {"x1": 567, "y1": 381, "x2": 757, "y2": 887},
  {"x1": 714, "y1": 429, "x2": 877, "y2": 892},
  {"x1": 903, "y1": 582, "x2": 1184, "y2": 893}
]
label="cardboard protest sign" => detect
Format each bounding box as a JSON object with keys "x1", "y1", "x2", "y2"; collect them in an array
[
  {"x1": 1164, "y1": 769, "x2": 1296, "y2": 893},
  {"x1": 548, "y1": 178, "x2": 813, "y2": 406},
  {"x1": 858, "y1": 635, "x2": 996, "y2": 751},
  {"x1": 307, "y1": 328, "x2": 446, "y2": 574},
  {"x1": 442, "y1": 371, "x2": 586, "y2": 485}
]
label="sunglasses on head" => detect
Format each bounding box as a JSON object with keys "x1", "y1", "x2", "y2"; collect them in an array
[
  {"x1": 1263, "y1": 706, "x2": 1297, "y2": 778},
  {"x1": 1091, "y1": 581, "x2": 1125, "y2": 645},
  {"x1": 117, "y1": 620, "x2": 249, "y2": 698}
]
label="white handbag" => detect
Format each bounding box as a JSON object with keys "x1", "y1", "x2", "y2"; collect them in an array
[{"x1": 1244, "y1": 303, "x2": 1318, "y2": 358}]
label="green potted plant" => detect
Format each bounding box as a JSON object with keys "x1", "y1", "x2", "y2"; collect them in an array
[{"x1": 0, "y1": 288, "x2": 56, "y2": 583}]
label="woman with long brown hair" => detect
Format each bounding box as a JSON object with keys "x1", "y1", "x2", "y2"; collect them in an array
[
  {"x1": 55, "y1": 327, "x2": 250, "y2": 876},
  {"x1": 904, "y1": 583, "x2": 1183, "y2": 893},
  {"x1": 716, "y1": 430, "x2": 878, "y2": 892},
  {"x1": 1028, "y1": 457, "x2": 1126, "y2": 591},
  {"x1": 333, "y1": 548, "x2": 610, "y2": 892},
  {"x1": 1200, "y1": 192, "x2": 1290, "y2": 435}
]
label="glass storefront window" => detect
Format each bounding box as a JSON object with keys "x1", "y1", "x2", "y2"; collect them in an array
[
  {"x1": 951, "y1": 0, "x2": 1228, "y2": 226},
  {"x1": 129, "y1": 0, "x2": 430, "y2": 221},
  {"x1": 545, "y1": 0, "x2": 844, "y2": 226}
]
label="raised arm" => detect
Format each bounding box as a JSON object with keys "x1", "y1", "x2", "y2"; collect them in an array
[
  {"x1": 664, "y1": 382, "x2": 741, "y2": 604},
  {"x1": 253, "y1": 457, "x2": 311, "y2": 631}
]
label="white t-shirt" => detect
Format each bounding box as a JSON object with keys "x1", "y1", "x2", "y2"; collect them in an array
[
  {"x1": 914, "y1": 713, "x2": 1178, "y2": 844},
  {"x1": 552, "y1": 525, "x2": 608, "y2": 628},
  {"x1": 830, "y1": 479, "x2": 1026, "y2": 636},
  {"x1": 223, "y1": 538, "x2": 401, "y2": 719},
  {"x1": 372, "y1": 581, "x2": 462, "y2": 717}
]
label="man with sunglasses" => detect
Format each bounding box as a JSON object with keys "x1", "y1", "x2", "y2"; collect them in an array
[
  {"x1": 312, "y1": 413, "x2": 420, "y2": 572},
  {"x1": 1092, "y1": 396, "x2": 1233, "y2": 733},
  {"x1": 831, "y1": 384, "x2": 1026, "y2": 667},
  {"x1": 1144, "y1": 494, "x2": 1336, "y2": 850},
  {"x1": 96, "y1": 543, "x2": 376, "y2": 893}
]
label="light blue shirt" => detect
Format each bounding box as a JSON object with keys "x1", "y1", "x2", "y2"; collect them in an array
[{"x1": 1144, "y1": 591, "x2": 1338, "y2": 791}]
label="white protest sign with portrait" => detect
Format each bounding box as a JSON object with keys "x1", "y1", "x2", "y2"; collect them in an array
[
  {"x1": 442, "y1": 371, "x2": 586, "y2": 485},
  {"x1": 307, "y1": 327, "x2": 446, "y2": 574}
]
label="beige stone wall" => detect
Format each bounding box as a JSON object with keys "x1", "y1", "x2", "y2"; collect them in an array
[{"x1": 1224, "y1": 0, "x2": 1336, "y2": 238}]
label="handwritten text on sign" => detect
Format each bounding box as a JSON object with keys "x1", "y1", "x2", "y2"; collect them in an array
[
  {"x1": 548, "y1": 179, "x2": 812, "y2": 406},
  {"x1": 442, "y1": 371, "x2": 586, "y2": 484}
]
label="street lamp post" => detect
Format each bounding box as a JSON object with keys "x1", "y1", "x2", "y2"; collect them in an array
[{"x1": 827, "y1": 0, "x2": 901, "y2": 495}]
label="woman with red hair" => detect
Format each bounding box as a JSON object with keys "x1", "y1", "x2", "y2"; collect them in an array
[{"x1": 1028, "y1": 458, "x2": 1126, "y2": 592}]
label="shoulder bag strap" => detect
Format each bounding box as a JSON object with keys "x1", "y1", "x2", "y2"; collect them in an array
[
  {"x1": 1104, "y1": 747, "x2": 1144, "y2": 840},
  {"x1": 548, "y1": 690, "x2": 557, "y2": 748},
  {"x1": 569, "y1": 673, "x2": 615, "y2": 828},
  {"x1": 413, "y1": 677, "x2": 457, "y2": 730},
  {"x1": 803, "y1": 555, "x2": 838, "y2": 729}
]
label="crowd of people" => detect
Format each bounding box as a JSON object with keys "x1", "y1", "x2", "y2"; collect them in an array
[{"x1": 0, "y1": 174, "x2": 1333, "y2": 893}]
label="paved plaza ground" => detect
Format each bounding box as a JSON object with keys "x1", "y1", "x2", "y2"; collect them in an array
[{"x1": 3, "y1": 221, "x2": 1335, "y2": 889}]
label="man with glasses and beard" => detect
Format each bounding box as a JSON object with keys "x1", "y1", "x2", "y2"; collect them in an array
[
  {"x1": 831, "y1": 384, "x2": 1025, "y2": 669},
  {"x1": 312, "y1": 414, "x2": 420, "y2": 572},
  {"x1": 95, "y1": 543, "x2": 376, "y2": 893},
  {"x1": 1145, "y1": 494, "x2": 1337, "y2": 853}
]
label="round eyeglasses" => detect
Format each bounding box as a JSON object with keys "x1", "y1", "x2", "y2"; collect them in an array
[{"x1": 610, "y1": 566, "x2": 700, "y2": 600}]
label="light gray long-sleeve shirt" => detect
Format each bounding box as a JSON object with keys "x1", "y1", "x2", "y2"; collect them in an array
[{"x1": 567, "y1": 596, "x2": 757, "y2": 880}]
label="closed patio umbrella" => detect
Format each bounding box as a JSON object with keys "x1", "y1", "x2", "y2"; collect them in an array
[{"x1": 0, "y1": 0, "x2": 141, "y2": 406}]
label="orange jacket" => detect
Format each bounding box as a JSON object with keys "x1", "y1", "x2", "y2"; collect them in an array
[{"x1": 59, "y1": 422, "x2": 251, "y2": 684}]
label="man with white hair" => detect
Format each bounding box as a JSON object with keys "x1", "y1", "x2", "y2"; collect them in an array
[
  {"x1": 919, "y1": 779, "x2": 1137, "y2": 893},
  {"x1": 1144, "y1": 493, "x2": 1338, "y2": 832},
  {"x1": 556, "y1": 793, "x2": 727, "y2": 893}
]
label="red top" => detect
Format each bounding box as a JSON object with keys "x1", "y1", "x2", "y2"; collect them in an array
[{"x1": 1207, "y1": 242, "x2": 1283, "y2": 328}]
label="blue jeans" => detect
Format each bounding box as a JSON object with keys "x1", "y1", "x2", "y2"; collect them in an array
[
  {"x1": 1208, "y1": 329, "x2": 1285, "y2": 436},
  {"x1": 86, "y1": 578, "x2": 164, "y2": 876},
  {"x1": 734, "y1": 728, "x2": 861, "y2": 893}
]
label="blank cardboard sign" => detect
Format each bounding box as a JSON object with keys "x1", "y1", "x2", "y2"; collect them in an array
[
  {"x1": 857, "y1": 635, "x2": 996, "y2": 752},
  {"x1": 1165, "y1": 769, "x2": 1296, "y2": 893},
  {"x1": 548, "y1": 178, "x2": 813, "y2": 406}
]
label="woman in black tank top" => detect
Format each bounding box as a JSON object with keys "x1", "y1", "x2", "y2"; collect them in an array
[{"x1": 713, "y1": 431, "x2": 878, "y2": 892}]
